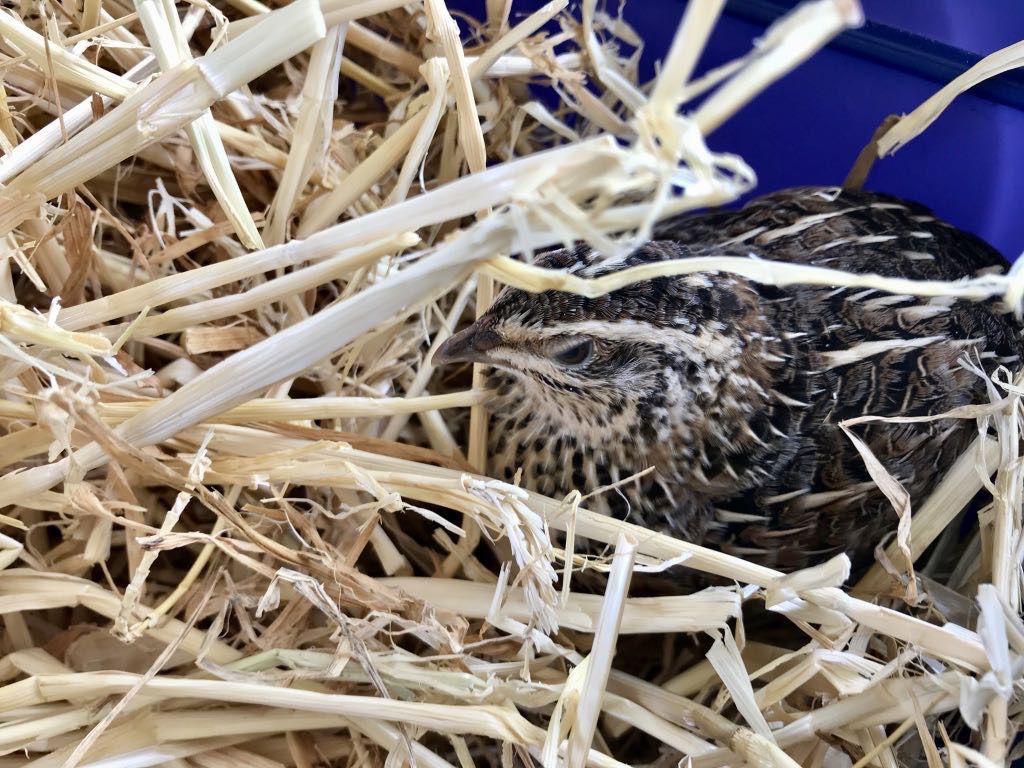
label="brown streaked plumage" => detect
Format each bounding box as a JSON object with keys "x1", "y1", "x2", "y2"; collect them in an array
[{"x1": 433, "y1": 186, "x2": 1024, "y2": 580}]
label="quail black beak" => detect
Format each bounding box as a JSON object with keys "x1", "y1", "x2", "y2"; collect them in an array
[{"x1": 432, "y1": 325, "x2": 503, "y2": 367}]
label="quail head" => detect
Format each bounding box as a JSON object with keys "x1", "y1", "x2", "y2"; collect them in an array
[{"x1": 433, "y1": 187, "x2": 1024, "y2": 578}]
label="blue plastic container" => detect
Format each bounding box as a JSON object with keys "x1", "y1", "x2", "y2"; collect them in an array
[
  {"x1": 455, "y1": 0, "x2": 1024, "y2": 261},
  {"x1": 691, "y1": 1, "x2": 1024, "y2": 262}
]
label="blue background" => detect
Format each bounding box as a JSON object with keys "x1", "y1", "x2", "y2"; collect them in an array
[{"x1": 453, "y1": 0, "x2": 1024, "y2": 261}]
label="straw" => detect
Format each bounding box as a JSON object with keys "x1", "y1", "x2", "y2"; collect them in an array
[
  {"x1": 1, "y1": 0, "x2": 1020, "y2": 764},
  {"x1": 133, "y1": 0, "x2": 264, "y2": 249}
]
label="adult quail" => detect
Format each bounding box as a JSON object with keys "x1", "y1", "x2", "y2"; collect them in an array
[{"x1": 433, "y1": 186, "x2": 1023, "y2": 579}]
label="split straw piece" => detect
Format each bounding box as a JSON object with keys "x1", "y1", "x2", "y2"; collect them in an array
[
  {"x1": 58, "y1": 232, "x2": 410, "y2": 332},
  {"x1": 0, "y1": 300, "x2": 110, "y2": 357},
  {"x1": 580, "y1": 0, "x2": 645, "y2": 112},
  {"x1": 856, "y1": 435, "x2": 1000, "y2": 594},
  {"x1": 143, "y1": 392, "x2": 484, "y2": 424},
  {"x1": 133, "y1": 0, "x2": 264, "y2": 249},
  {"x1": 0, "y1": 0, "x2": 215, "y2": 183},
  {"x1": 424, "y1": 0, "x2": 486, "y2": 175},
  {"x1": 480, "y1": 252, "x2": 1019, "y2": 307},
  {"x1": 1, "y1": 672, "x2": 627, "y2": 768},
  {"x1": 382, "y1": 573, "x2": 736, "y2": 634},
  {"x1": 386, "y1": 57, "x2": 450, "y2": 206},
  {"x1": 647, "y1": 0, "x2": 725, "y2": 114},
  {"x1": 0, "y1": 56, "x2": 157, "y2": 185},
  {"x1": 0, "y1": 392, "x2": 484, "y2": 425},
  {"x1": 878, "y1": 39, "x2": 1024, "y2": 158},
  {"x1": 1, "y1": 0, "x2": 326, "y2": 215},
  {"x1": 691, "y1": 0, "x2": 864, "y2": 135},
  {"x1": 527, "y1": 488, "x2": 991, "y2": 671},
  {"x1": 566, "y1": 534, "x2": 635, "y2": 768},
  {"x1": 217, "y1": 0, "x2": 422, "y2": 76},
  {"x1": 347, "y1": 21, "x2": 423, "y2": 77},
  {"x1": 874, "y1": 38, "x2": 1024, "y2": 310},
  {"x1": 23, "y1": 708, "x2": 428, "y2": 768},
  {"x1": 263, "y1": 24, "x2": 346, "y2": 246}
]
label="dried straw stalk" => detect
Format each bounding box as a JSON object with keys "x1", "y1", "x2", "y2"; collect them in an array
[{"x1": 0, "y1": 0, "x2": 1020, "y2": 766}]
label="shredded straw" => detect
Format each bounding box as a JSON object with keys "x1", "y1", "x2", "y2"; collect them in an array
[{"x1": 0, "y1": 0, "x2": 1021, "y2": 765}]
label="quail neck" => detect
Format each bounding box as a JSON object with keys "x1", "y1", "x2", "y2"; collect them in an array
[{"x1": 433, "y1": 186, "x2": 1024, "y2": 575}]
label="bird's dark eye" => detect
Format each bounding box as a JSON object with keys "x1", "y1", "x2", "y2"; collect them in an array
[{"x1": 553, "y1": 339, "x2": 593, "y2": 366}]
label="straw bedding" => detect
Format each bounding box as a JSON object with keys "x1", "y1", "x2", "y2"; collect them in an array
[{"x1": 0, "y1": 0, "x2": 1021, "y2": 766}]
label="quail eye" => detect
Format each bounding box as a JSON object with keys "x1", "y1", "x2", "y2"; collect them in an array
[{"x1": 553, "y1": 339, "x2": 593, "y2": 366}]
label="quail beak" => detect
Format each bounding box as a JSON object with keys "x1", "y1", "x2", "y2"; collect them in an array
[{"x1": 431, "y1": 325, "x2": 503, "y2": 367}]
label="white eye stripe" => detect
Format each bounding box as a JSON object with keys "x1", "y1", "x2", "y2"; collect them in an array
[{"x1": 497, "y1": 320, "x2": 738, "y2": 362}]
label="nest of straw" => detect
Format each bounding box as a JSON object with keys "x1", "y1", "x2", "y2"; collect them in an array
[{"x1": 0, "y1": 0, "x2": 1022, "y2": 765}]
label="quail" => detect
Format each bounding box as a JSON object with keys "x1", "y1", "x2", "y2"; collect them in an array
[{"x1": 433, "y1": 186, "x2": 1024, "y2": 579}]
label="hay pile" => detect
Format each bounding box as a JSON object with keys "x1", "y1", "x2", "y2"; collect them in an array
[{"x1": 0, "y1": 0, "x2": 1021, "y2": 765}]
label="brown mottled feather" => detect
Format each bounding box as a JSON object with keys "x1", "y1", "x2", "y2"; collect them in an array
[{"x1": 435, "y1": 186, "x2": 1024, "y2": 584}]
